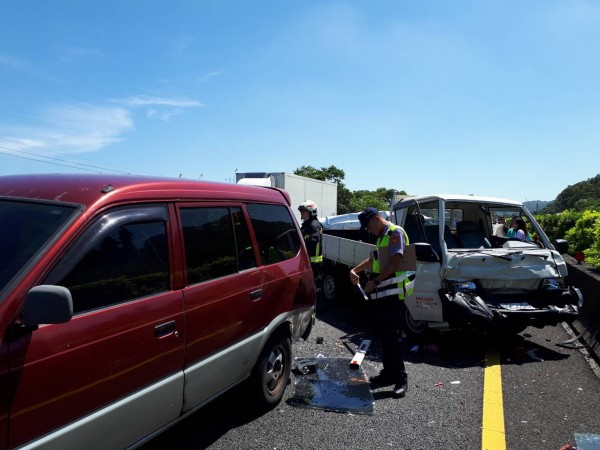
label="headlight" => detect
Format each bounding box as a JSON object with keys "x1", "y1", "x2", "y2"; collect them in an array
[
  {"x1": 539, "y1": 278, "x2": 563, "y2": 290},
  {"x1": 447, "y1": 280, "x2": 477, "y2": 293}
]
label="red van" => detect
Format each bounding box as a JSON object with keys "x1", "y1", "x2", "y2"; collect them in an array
[{"x1": 0, "y1": 174, "x2": 315, "y2": 449}]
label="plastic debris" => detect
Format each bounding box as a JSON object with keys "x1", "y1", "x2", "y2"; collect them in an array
[
  {"x1": 575, "y1": 432, "x2": 600, "y2": 450},
  {"x1": 433, "y1": 382, "x2": 444, "y2": 387},
  {"x1": 527, "y1": 349, "x2": 544, "y2": 362},
  {"x1": 349, "y1": 340, "x2": 371, "y2": 369},
  {"x1": 292, "y1": 358, "x2": 317, "y2": 375},
  {"x1": 289, "y1": 357, "x2": 374, "y2": 415},
  {"x1": 410, "y1": 345, "x2": 420, "y2": 353},
  {"x1": 450, "y1": 381, "x2": 461, "y2": 385},
  {"x1": 316, "y1": 336, "x2": 324, "y2": 344}
]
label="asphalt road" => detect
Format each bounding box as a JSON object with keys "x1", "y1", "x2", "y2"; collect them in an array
[{"x1": 141, "y1": 297, "x2": 600, "y2": 450}]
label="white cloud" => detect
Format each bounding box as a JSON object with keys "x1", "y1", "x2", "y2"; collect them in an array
[
  {"x1": 57, "y1": 46, "x2": 104, "y2": 62},
  {"x1": 146, "y1": 108, "x2": 183, "y2": 121},
  {"x1": 197, "y1": 71, "x2": 225, "y2": 82},
  {"x1": 0, "y1": 94, "x2": 201, "y2": 158},
  {"x1": 173, "y1": 34, "x2": 196, "y2": 55},
  {"x1": 0, "y1": 54, "x2": 32, "y2": 71},
  {"x1": 0, "y1": 137, "x2": 46, "y2": 150},
  {"x1": 115, "y1": 95, "x2": 203, "y2": 107},
  {"x1": 0, "y1": 104, "x2": 134, "y2": 154},
  {"x1": 112, "y1": 95, "x2": 203, "y2": 121}
]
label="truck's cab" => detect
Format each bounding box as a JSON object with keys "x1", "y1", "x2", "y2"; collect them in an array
[{"x1": 392, "y1": 194, "x2": 582, "y2": 336}]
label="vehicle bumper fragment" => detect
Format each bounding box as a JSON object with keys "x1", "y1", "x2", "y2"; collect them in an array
[{"x1": 439, "y1": 285, "x2": 581, "y2": 330}]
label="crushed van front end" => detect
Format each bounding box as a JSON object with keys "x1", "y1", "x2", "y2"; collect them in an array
[{"x1": 440, "y1": 251, "x2": 583, "y2": 332}]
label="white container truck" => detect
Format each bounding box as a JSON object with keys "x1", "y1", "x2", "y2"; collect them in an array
[
  {"x1": 236, "y1": 172, "x2": 337, "y2": 223},
  {"x1": 321, "y1": 194, "x2": 583, "y2": 338}
]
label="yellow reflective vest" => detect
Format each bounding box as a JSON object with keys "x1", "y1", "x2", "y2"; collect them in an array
[
  {"x1": 311, "y1": 237, "x2": 323, "y2": 264},
  {"x1": 371, "y1": 224, "x2": 414, "y2": 300}
]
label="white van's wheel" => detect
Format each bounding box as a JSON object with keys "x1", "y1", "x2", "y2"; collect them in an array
[
  {"x1": 252, "y1": 332, "x2": 291, "y2": 407},
  {"x1": 400, "y1": 303, "x2": 428, "y2": 340}
]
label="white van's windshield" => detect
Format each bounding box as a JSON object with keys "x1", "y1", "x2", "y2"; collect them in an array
[
  {"x1": 400, "y1": 198, "x2": 547, "y2": 253},
  {"x1": 0, "y1": 200, "x2": 78, "y2": 293}
]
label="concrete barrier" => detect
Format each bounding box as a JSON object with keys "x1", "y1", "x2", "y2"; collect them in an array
[{"x1": 564, "y1": 255, "x2": 600, "y2": 363}]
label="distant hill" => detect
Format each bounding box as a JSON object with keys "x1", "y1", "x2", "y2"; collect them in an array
[
  {"x1": 544, "y1": 174, "x2": 600, "y2": 213},
  {"x1": 524, "y1": 200, "x2": 550, "y2": 213}
]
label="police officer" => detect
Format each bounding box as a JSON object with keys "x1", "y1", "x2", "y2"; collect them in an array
[
  {"x1": 298, "y1": 200, "x2": 323, "y2": 285},
  {"x1": 349, "y1": 207, "x2": 413, "y2": 398}
]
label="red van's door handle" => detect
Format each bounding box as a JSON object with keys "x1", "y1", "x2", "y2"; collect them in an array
[
  {"x1": 154, "y1": 320, "x2": 176, "y2": 337},
  {"x1": 250, "y1": 289, "x2": 263, "y2": 301}
]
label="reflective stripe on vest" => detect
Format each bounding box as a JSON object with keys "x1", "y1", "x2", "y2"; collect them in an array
[
  {"x1": 371, "y1": 224, "x2": 413, "y2": 300},
  {"x1": 309, "y1": 231, "x2": 323, "y2": 264}
]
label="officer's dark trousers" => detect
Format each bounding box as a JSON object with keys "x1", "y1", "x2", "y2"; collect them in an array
[{"x1": 374, "y1": 295, "x2": 406, "y2": 381}]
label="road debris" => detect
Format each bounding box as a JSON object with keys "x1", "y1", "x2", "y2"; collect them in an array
[{"x1": 527, "y1": 349, "x2": 544, "y2": 362}]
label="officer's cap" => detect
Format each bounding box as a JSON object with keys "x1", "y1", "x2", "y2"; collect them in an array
[{"x1": 358, "y1": 207, "x2": 379, "y2": 229}]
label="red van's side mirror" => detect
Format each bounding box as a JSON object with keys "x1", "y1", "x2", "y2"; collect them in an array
[{"x1": 22, "y1": 285, "x2": 74, "y2": 327}]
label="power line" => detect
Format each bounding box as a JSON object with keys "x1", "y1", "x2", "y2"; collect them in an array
[
  {"x1": 0, "y1": 148, "x2": 106, "y2": 173},
  {"x1": 0, "y1": 143, "x2": 147, "y2": 175},
  {"x1": 1, "y1": 139, "x2": 152, "y2": 175},
  {"x1": 0, "y1": 145, "x2": 131, "y2": 174}
]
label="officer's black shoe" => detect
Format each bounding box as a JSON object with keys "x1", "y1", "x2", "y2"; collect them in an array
[
  {"x1": 369, "y1": 370, "x2": 394, "y2": 385},
  {"x1": 392, "y1": 379, "x2": 408, "y2": 398}
]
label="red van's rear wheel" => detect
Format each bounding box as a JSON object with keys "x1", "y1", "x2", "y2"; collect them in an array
[{"x1": 252, "y1": 332, "x2": 291, "y2": 407}]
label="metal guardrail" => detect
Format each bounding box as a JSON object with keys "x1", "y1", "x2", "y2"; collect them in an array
[{"x1": 564, "y1": 255, "x2": 600, "y2": 362}]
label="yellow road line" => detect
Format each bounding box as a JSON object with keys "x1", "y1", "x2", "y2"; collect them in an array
[{"x1": 482, "y1": 348, "x2": 506, "y2": 450}]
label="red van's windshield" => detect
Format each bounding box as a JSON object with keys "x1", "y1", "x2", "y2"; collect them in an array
[{"x1": 0, "y1": 199, "x2": 79, "y2": 293}]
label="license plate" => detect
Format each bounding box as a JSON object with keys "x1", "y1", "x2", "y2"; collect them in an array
[{"x1": 499, "y1": 302, "x2": 536, "y2": 311}]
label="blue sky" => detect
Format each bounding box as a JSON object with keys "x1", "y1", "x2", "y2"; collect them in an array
[{"x1": 1, "y1": 1, "x2": 599, "y2": 202}]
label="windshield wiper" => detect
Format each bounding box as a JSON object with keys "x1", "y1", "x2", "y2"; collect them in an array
[{"x1": 456, "y1": 249, "x2": 514, "y2": 261}]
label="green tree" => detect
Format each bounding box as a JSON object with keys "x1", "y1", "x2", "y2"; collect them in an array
[
  {"x1": 535, "y1": 210, "x2": 583, "y2": 242},
  {"x1": 294, "y1": 165, "x2": 353, "y2": 213},
  {"x1": 294, "y1": 165, "x2": 345, "y2": 184},
  {"x1": 294, "y1": 166, "x2": 407, "y2": 214},
  {"x1": 565, "y1": 211, "x2": 600, "y2": 255},
  {"x1": 544, "y1": 174, "x2": 600, "y2": 213},
  {"x1": 348, "y1": 188, "x2": 400, "y2": 212}
]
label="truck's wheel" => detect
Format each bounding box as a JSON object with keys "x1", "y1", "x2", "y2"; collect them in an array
[
  {"x1": 399, "y1": 302, "x2": 428, "y2": 341},
  {"x1": 251, "y1": 331, "x2": 292, "y2": 408},
  {"x1": 322, "y1": 269, "x2": 337, "y2": 302}
]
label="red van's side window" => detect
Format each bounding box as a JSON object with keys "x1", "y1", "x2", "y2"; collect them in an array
[
  {"x1": 44, "y1": 205, "x2": 171, "y2": 314},
  {"x1": 246, "y1": 203, "x2": 301, "y2": 265},
  {"x1": 180, "y1": 206, "x2": 256, "y2": 285},
  {"x1": 52, "y1": 221, "x2": 170, "y2": 314}
]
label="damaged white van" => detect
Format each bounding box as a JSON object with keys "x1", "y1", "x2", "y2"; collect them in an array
[{"x1": 321, "y1": 194, "x2": 583, "y2": 337}]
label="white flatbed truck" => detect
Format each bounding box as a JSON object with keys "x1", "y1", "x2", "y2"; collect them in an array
[{"x1": 321, "y1": 194, "x2": 583, "y2": 338}]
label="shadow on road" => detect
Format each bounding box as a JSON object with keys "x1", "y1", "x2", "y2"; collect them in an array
[{"x1": 139, "y1": 381, "x2": 268, "y2": 450}]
